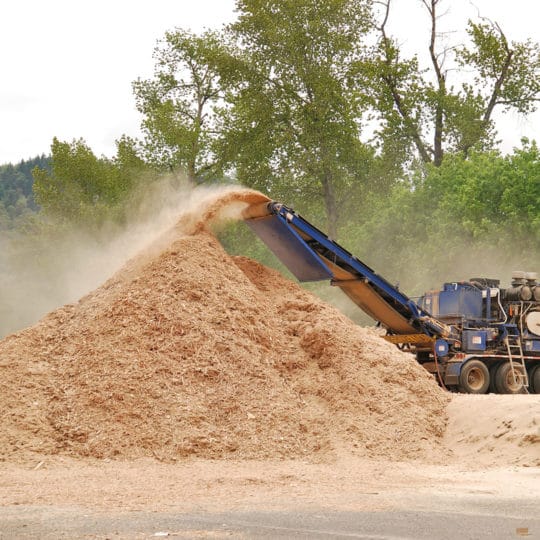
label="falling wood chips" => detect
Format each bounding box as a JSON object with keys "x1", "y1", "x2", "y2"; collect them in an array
[{"x1": 0, "y1": 188, "x2": 449, "y2": 463}]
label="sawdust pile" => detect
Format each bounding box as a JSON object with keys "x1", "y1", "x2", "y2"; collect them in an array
[{"x1": 0, "y1": 188, "x2": 449, "y2": 463}]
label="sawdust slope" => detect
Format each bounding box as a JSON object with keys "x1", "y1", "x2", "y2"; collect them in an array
[
  {"x1": 444, "y1": 394, "x2": 540, "y2": 467},
  {"x1": 0, "y1": 189, "x2": 448, "y2": 463}
]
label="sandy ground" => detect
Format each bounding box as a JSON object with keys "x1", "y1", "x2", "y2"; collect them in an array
[
  {"x1": 444, "y1": 394, "x2": 540, "y2": 467},
  {"x1": 1, "y1": 452, "x2": 538, "y2": 513},
  {"x1": 0, "y1": 394, "x2": 538, "y2": 515}
]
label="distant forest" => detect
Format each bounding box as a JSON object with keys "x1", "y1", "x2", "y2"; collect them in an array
[{"x1": 0, "y1": 155, "x2": 50, "y2": 229}]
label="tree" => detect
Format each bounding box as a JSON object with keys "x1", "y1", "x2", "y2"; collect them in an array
[
  {"x1": 132, "y1": 29, "x2": 228, "y2": 182},
  {"x1": 347, "y1": 141, "x2": 540, "y2": 294},
  {"x1": 33, "y1": 137, "x2": 147, "y2": 226},
  {"x1": 0, "y1": 155, "x2": 48, "y2": 229},
  {"x1": 495, "y1": 139, "x2": 540, "y2": 240},
  {"x1": 220, "y1": 0, "x2": 378, "y2": 239},
  {"x1": 370, "y1": 0, "x2": 540, "y2": 166}
]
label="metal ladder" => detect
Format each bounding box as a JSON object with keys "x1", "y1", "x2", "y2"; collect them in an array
[{"x1": 504, "y1": 327, "x2": 529, "y2": 390}]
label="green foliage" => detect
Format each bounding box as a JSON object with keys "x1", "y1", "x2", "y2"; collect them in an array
[
  {"x1": 0, "y1": 155, "x2": 49, "y2": 230},
  {"x1": 128, "y1": 0, "x2": 539, "y2": 243},
  {"x1": 458, "y1": 22, "x2": 540, "y2": 115},
  {"x1": 346, "y1": 141, "x2": 540, "y2": 295},
  {"x1": 32, "y1": 137, "x2": 148, "y2": 227},
  {"x1": 220, "y1": 0, "x2": 379, "y2": 238},
  {"x1": 132, "y1": 29, "x2": 229, "y2": 181}
]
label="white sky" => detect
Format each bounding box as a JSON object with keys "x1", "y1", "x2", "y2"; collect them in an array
[{"x1": 0, "y1": 0, "x2": 539, "y2": 165}]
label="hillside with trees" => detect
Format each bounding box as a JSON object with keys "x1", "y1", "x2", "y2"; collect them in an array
[{"x1": 0, "y1": 155, "x2": 49, "y2": 229}]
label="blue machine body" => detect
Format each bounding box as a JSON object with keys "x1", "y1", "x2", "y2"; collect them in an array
[
  {"x1": 438, "y1": 284, "x2": 483, "y2": 319},
  {"x1": 463, "y1": 330, "x2": 487, "y2": 352},
  {"x1": 524, "y1": 340, "x2": 540, "y2": 353},
  {"x1": 245, "y1": 212, "x2": 333, "y2": 282},
  {"x1": 434, "y1": 339, "x2": 449, "y2": 356},
  {"x1": 243, "y1": 200, "x2": 540, "y2": 393},
  {"x1": 420, "y1": 283, "x2": 483, "y2": 320}
]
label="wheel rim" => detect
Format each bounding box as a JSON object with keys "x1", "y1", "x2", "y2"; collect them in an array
[
  {"x1": 467, "y1": 367, "x2": 486, "y2": 391},
  {"x1": 505, "y1": 368, "x2": 524, "y2": 392}
]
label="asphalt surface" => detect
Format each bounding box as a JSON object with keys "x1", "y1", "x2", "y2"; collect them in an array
[{"x1": 0, "y1": 498, "x2": 538, "y2": 540}]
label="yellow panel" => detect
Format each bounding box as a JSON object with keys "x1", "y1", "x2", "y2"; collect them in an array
[
  {"x1": 383, "y1": 334, "x2": 435, "y2": 345},
  {"x1": 320, "y1": 257, "x2": 418, "y2": 334}
]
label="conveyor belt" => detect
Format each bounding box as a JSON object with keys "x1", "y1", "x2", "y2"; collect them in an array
[{"x1": 244, "y1": 201, "x2": 448, "y2": 339}]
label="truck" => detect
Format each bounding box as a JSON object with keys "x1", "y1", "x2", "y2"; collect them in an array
[{"x1": 242, "y1": 200, "x2": 540, "y2": 394}]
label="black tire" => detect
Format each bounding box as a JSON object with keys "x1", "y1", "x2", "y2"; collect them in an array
[
  {"x1": 488, "y1": 362, "x2": 500, "y2": 394},
  {"x1": 494, "y1": 362, "x2": 527, "y2": 394},
  {"x1": 458, "y1": 359, "x2": 490, "y2": 394},
  {"x1": 528, "y1": 365, "x2": 540, "y2": 394}
]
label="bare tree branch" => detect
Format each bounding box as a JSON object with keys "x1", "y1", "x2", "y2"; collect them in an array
[
  {"x1": 422, "y1": 0, "x2": 445, "y2": 165},
  {"x1": 482, "y1": 24, "x2": 513, "y2": 123},
  {"x1": 375, "y1": 0, "x2": 433, "y2": 163}
]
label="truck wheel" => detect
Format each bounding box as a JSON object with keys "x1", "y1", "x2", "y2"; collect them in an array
[
  {"x1": 528, "y1": 365, "x2": 540, "y2": 394},
  {"x1": 458, "y1": 359, "x2": 490, "y2": 394},
  {"x1": 494, "y1": 362, "x2": 527, "y2": 394}
]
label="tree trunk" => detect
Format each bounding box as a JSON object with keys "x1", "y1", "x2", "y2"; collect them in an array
[
  {"x1": 433, "y1": 92, "x2": 444, "y2": 167},
  {"x1": 321, "y1": 169, "x2": 338, "y2": 240},
  {"x1": 426, "y1": 0, "x2": 445, "y2": 167}
]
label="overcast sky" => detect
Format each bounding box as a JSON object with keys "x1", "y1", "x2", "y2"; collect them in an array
[{"x1": 1, "y1": 0, "x2": 539, "y2": 165}]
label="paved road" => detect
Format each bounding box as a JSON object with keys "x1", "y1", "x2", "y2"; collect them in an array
[{"x1": 0, "y1": 499, "x2": 537, "y2": 539}]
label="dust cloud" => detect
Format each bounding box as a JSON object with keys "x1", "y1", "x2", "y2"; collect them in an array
[
  {"x1": 0, "y1": 178, "x2": 262, "y2": 338},
  {"x1": 350, "y1": 230, "x2": 539, "y2": 304},
  {"x1": 405, "y1": 241, "x2": 539, "y2": 296}
]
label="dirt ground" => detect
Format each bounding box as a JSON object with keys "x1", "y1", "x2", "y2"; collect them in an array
[{"x1": 0, "y1": 394, "x2": 538, "y2": 516}]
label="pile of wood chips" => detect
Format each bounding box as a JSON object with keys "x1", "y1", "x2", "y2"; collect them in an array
[{"x1": 0, "y1": 189, "x2": 449, "y2": 463}]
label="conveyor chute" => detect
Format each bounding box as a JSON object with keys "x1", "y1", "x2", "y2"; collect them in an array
[{"x1": 243, "y1": 201, "x2": 448, "y2": 340}]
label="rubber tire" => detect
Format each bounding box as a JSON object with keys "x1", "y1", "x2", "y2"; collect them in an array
[
  {"x1": 529, "y1": 365, "x2": 540, "y2": 394},
  {"x1": 494, "y1": 362, "x2": 527, "y2": 394},
  {"x1": 488, "y1": 362, "x2": 500, "y2": 394},
  {"x1": 458, "y1": 359, "x2": 490, "y2": 394}
]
